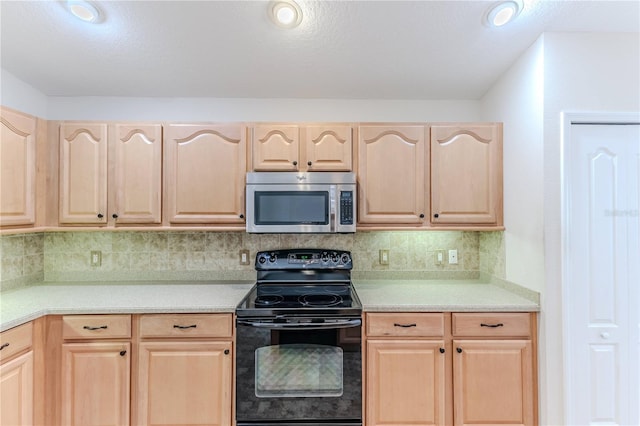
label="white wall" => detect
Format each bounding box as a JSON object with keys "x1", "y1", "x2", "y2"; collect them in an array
[
  {"x1": 542, "y1": 31, "x2": 640, "y2": 426},
  {"x1": 0, "y1": 69, "x2": 48, "y2": 118},
  {"x1": 481, "y1": 36, "x2": 545, "y2": 294}
]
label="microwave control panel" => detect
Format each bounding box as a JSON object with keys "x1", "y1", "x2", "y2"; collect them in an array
[{"x1": 340, "y1": 191, "x2": 354, "y2": 225}]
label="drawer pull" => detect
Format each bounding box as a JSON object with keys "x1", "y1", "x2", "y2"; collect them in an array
[
  {"x1": 480, "y1": 323, "x2": 504, "y2": 328},
  {"x1": 0, "y1": 343, "x2": 9, "y2": 350},
  {"x1": 393, "y1": 323, "x2": 417, "y2": 328},
  {"x1": 173, "y1": 324, "x2": 197, "y2": 330},
  {"x1": 83, "y1": 325, "x2": 108, "y2": 331}
]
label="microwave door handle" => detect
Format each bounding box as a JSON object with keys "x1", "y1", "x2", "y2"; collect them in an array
[
  {"x1": 330, "y1": 186, "x2": 336, "y2": 232},
  {"x1": 236, "y1": 318, "x2": 361, "y2": 330}
]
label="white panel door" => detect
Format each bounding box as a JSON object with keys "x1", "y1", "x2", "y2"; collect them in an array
[{"x1": 567, "y1": 123, "x2": 640, "y2": 425}]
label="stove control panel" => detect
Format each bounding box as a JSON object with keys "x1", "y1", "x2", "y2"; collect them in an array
[{"x1": 255, "y1": 249, "x2": 352, "y2": 270}]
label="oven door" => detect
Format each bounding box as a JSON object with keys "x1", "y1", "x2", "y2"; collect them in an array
[{"x1": 235, "y1": 317, "x2": 362, "y2": 426}]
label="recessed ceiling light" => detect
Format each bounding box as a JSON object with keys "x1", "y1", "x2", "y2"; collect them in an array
[
  {"x1": 269, "y1": 1, "x2": 302, "y2": 29},
  {"x1": 66, "y1": 0, "x2": 101, "y2": 23},
  {"x1": 485, "y1": 0, "x2": 523, "y2": 27}
]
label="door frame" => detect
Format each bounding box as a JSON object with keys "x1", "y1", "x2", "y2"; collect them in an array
[{"x1": 560, "y1": 111, "x2": 640, "y2": 423}]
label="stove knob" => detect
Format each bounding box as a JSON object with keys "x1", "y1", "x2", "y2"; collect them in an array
[
  {"x1": 330, "y1": 253, "x2": 339, "y2": 263},
  {"x1": 321, "y1": 252, "x2": 330, "y2": 263},
  {"x1": 268, "y1": 253, "x2": 277, "y2": 263},
  {"x1": 258, "y1": 255, "x2": 267, "y2": 264},
  {"x1": 340, "y1": 253, "x2": 351, "y2": 264}
]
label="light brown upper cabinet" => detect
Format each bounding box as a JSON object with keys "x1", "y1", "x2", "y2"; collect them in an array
[
  {"x1": 357, "y1": 125, "x2": 427, "y2": 224},
  {"x1": 251, "y1": 124, "x2": 352, "y2": 171},
  {"x1": 165, "y1": 124, "x2": 247, "y2": 224},
  {"x1": 430, "y1": 123, "x2": 503, "y2": 226},
  {"x1": 59, "y1": 123, "x2": 162, "y2": 225},
  {"x1": 0, "y1": 107, "x2": 37, "y2": 227}
]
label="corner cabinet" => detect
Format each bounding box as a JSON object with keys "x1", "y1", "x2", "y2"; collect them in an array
[
  {"x1": 430, "y1": 124, "x2": 503, "y2": 226},
  {"x1": 0, "y1": 107, "x2": 37, "y2": 227},
  {"x1": 0, "y1": 322, "x2": 34, "y2": 426},
  {"x1": 164, "y1": 124, "x2": 247, "y2": 224},
  {"x1": 251, "y1": 124, "x2": 352, "y2": 172},
  {"x1": 357, "y1": 125, "x2": 427, "y2": 224},
  {"x1": 59, "y1": 123, "x2": 162, "y2": 225}
]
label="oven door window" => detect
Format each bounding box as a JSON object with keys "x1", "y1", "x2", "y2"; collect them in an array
[
  {"x1": 255, "y1": 344, "x2": 343, "y2": 397},
  {"x1": 254, "y1": 191, "x2": 328, "y2": 225}
]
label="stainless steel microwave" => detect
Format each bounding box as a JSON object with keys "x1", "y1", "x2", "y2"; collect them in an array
[{"x1": 245, "y1": 172, "x2": 356, "y2": 233}]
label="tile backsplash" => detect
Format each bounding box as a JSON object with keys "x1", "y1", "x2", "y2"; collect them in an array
[{"x1": 0, "y1": 230, "x2": 500, "y2": 289}]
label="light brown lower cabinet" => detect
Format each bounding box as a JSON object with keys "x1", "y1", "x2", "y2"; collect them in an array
[
  {"x1": 0, "y1": 322, "x2": 34, "y2": 426},
  {"x1": 365, "y1": 312, "x2": 537, "y2": 426},
  {"x1": 135, "y1": 314, "x2": 233, "y2": 426}
]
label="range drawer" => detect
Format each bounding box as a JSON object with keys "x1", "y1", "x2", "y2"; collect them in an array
[
  {"x1": 0, "y1": 322, "x2": 33, "y2": 363},
  {"x1": 139, "y1": 314, "x2": 232, "y2": 338},
  {"x1": 366, "y1": 313, "x2": 444, "y2": 337},
  {"x1": 62, "y1": 315, "x2": 131, "y2": 339},
  {"x1": 452, "y1": 312, "x2": 531, "y2": 337}
]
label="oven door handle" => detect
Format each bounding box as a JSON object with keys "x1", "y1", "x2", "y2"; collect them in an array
[{"x1": 236, "y1": 318, "x2": 361, "y2": 330}]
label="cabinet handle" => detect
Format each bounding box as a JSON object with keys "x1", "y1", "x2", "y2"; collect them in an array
[
  {"x1": 393, "y1": 323, "x2": 417, "y2": 328},
  {"x1": 239, "y1": 214, "x2": 244, "y2": 219},
  {"x1": 433, "y1": 213, "x2": 439, "y2": 218},
  {"x1": 224, "y1": 349, "x2": 230, "y2": 355},
  {"x1": 480, "y1": 323, "x2": 504, "y2": 328},
  {"x1": 173, "y1": 324, "x2": 197, "y2": 329},
  {"x1": 307, "y1": 161, "x2": 312, "y2": 166},
  {"x1": 119, "y1": 350, "x2": 127, "y2": 356},
  {"x1": 456, "y1": 347, "x2": 462, "y2": 353},
  {"x1": 83, "y1": 325, "x2": 108, "y2": 330},
  {"x1": 439, "y1": 347, "x2": 445, "y2": 354},
  {"x1": 292, "y1": 161, "x2": 298, "y2": 166},
  {"x1": 97, "y1": 213, "x2": 104, "y2": 219},
  {"x1": 112, "y1": 213, "x2": 118, "y2": 219},
  {"x1": 0, "y1": 343, "x2": 9, "y2": 350},
  {"x1": 419, "y1": 213, "x2": 425, "y2": 218}
]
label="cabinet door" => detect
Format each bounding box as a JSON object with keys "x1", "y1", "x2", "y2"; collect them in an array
[
  {"x1": 367, "y1": 340, "x2": 446, "y2": 426},
  {"x1": 165, "y1": 124, "x2": 246, "y2": 224},
  {"x1": 0, "y1": 108, "x2": 36, "y2": 226},
  {"x1": 252, "y1": 124, "x2": 299, "y2": 171},
  {"x1": 137, "y1": 341, "x2": 232, "y2": 426},
  {"x1": 303, "y1": 125, "x2": 352, "y2": 171},
  {"x1": 430, "y1": 124, "x2": 503, "y2": 225},
  {"x1": 453, "y1": 340, "x2": 534, "y2": 426},
  {"x1": 0, "y1": 350, "x2": 33, "y2": 426},
  {"x1": 111, "y1": 124, "x2": 162, "y2": 224},
  {"x1": 358, "y1": 125, "x2": 427, "y2": 224},
  {"x1": 59, "y1": 123, "x2": 108, "y2": 224},
  {"x1": 61, "y1": 342, "x2": 130, "y2": 426}
]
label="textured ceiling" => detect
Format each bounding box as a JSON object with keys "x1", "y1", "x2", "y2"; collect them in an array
[{"x1": 1, "y1": 0, "x2": 639, "y2": 99}]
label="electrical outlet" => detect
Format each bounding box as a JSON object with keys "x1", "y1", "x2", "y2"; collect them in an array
[
  {"x1": 435, "y1": 250, "x2": 445, "y2": 265},
  {"x1": 239, "y1": 249, "x2": 250, "y2": 265},
  {"x1": 379, "y1": 249, "x2": 389, "y2": 265},
  {"x1": 90, "y1": 250, "x2": 102, "y2": 267},
  {"x1": 448, "y1": 249, "x2": 458, "y2": 265}
]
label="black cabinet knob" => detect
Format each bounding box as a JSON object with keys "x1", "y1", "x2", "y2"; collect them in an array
[
  {"x1": 292, "y1": 161, "x2": 298, "y2": 166},
  {"x1": 224, "y1": 349, "x2": 230, "y2": 355},
  {"x1": 307, "y1": 161, "x2": 312, "y2": 166},
  {"x1": 239, "y1": 214, "x2": 244, "y2": 219},
  {"x1": 434, "y1": 213, "x2": 439, "y2": 218},
  {"x1": 419, "y1": 213, "x2": 425, "y2": 218},
  {"x1": 439, "y1": 348, "x2": 445, "y2": 354},
  {"x1": 97, "y1": 213, "x2": 104, "y2": 219},
  {"x1": 119, "y1": 350, "x2": 127, "y2": 356},
  {"x1": 112, "y1": 213, "x2": 118, "y2": 219},
  {"x1": 456, "y1": 347, "x2": 462, "y2": 353}
]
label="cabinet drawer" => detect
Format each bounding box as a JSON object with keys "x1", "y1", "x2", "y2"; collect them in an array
[
  {"x1": 62, "y1": 315, "x2": 131, "y2": 339},
  {"x1": 366, "y1": 313, "x2": 444, "y2": 337},
  {"x1": 452, "y1": 313, "x2": 531, "y2": 337},
  {"x1": 0, "y1": 322, "x2": 33, "y2": 363},
  {"x1": 139, "y1": 314, "x2": 232, "y2": 338}
]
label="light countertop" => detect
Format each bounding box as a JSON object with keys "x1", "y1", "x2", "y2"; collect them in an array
[{"x1": 1, "y1": 279, "x2": 539, "y2": 332}]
